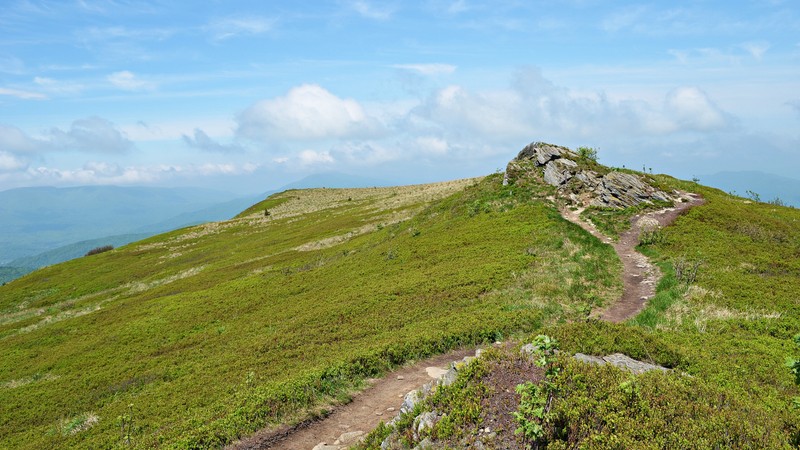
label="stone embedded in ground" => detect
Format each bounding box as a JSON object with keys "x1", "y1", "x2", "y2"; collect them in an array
[
  {"x1": 400, "y1": 389, "x2": 422, "y2": 414},
  {"x1": 602, "y1": 353, "x2": 669, "y2": 374},
  {"x1": 334, "y1": 430, "x2": 365, "y2": 446},
  {"x1": 312, "y1": 443, "x2": 340, "y2": 450},
  {"x1": 573, "y1": 352, "x2": 668, "y2": 374},
  {"x1": 415, "y1": 411, "x2": 439, "y2": 434},
  {"x1": 425, "y1": 366, "x2": 447, "y2": 379},
  {"x1": 573, "y1": 353, "x2": 606, "y2": 365},
  {"x1": 439, "y1": 367, "x2": 458, "y2": 386}
]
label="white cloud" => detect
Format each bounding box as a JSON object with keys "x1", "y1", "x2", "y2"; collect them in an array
[
  {"x1": 407, "y1": 68, "x2": 736, "y2": 151},
  {"x1": 298, "y1": 149, "x2": 335, "y2": 166},
  {"x1": 107, "y1": 71, "x2": 153, "y2": 90},
  {"x1": 601, "y1": 6, "x2": 648, "y2": 32},
  {"x1": 33, "y1": 77, "x2": 83, "y2": 94},
  {"x1": 237, "y1": 84, "x2": 384, "y2": 141},
  {"x1": 741, "y1": 41, "x2": 770, "y2": 60},
  {"x1": 332, "y1": 141, "x2": 399, "y2": 165},
  {"x1": 0, "y1": 124, "x2": 47, "y2": 153},
  {"x1": 49, "y1": 117, "x2": 134, "y2": 153},
  {"x1": 415, "y1": 136, "x2": 449, "y2": 155},
  {"x1": 207, "y1": 17, "x2": 275, "y2": 41},
  {"x1": 665, "y1": 87, "x2": 730, "y2": 132},
  {"x1": 392, "y1": 64, "x2": 457, "y2": 75},
  {"x1": 0, "y1": 87, "x2": 46, "y2": 100},
  {"x1": 349, "y1": 0, "x2": 394, "y2": 20},
  {"x1": 25, "y1": 161, "x2": 258, "y2": 186},
  {"x1": 0, "y1": 151, "x2": 28, "y2": 172},
  {"x1": 182, "y1": 128, "x2": 243, "y2": 153}
]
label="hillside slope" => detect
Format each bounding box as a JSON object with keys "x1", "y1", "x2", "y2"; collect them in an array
[
  {"x1": 359, "y1": 158, "x2": 800, "y2": 448},
  {"x1": 0, "y1": 174, "x2": 621, "y2": 448}
]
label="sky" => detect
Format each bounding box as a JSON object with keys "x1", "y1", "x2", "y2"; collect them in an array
[{"x1": 0, "y1": 0, "x2": 798, "y2": 194}]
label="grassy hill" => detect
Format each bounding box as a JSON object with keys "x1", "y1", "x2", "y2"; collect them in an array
[
  {"x1": 3, "y1": 159, "x2": 798, "y2": 449},
  {"x1": 0, "y1": 174, "x2": 621, "y2": 448},
  {"x1": 361, "y1": 175, "x2": 800, "y2": 448}
]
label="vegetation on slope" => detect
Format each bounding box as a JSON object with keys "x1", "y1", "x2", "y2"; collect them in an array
[
  {"x1": 365, "y1": 174, "x2": 800, "y2": 448},
  {"x1": 0, "y1": 174, "x2": 620, "y2": 448}
]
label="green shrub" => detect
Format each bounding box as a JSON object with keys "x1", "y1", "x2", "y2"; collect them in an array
[{"x1": 85, "y1": 245, "x2": 113, "y2": 256}]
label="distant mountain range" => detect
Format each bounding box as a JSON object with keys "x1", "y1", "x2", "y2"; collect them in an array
[
  {"x1": 699, "y1": 171, "x2": 800, "y2": 207},
  {"x1": 0, "y1": 185, "x2": 247, "y2": 264},
  {"x1": 0, "y1": 172, "x2": 395, "y2": 284}
]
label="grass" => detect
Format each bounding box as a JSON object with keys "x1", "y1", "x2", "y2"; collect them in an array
[
  {"x1": 0, "y1": 174, "x2": 620, "y2": 449},
  {"x1": 367, "y1": 173, "x2": 800, "y2": 449},
  {"x1": 549, "y1": 178, "x2": 800, "y2": 447}
]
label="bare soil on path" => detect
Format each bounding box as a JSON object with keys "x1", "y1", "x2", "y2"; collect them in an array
[
  {"x1": 227, "y1": 348, "x2": 476, "y2": 450},
  {"x1": 230, "y1": 193, "x2": 704, "y2": 449},
  {"x1": 560, "y1": 193, "x2": 704, "y2": 322}
]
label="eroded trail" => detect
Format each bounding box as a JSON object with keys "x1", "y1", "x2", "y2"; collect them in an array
[
  {"x1": 560, "y1": 193, "x2": 704, "y2": 322},
  {"x1": 227, "y1": 349, "x2": 475, "y2": 450}
]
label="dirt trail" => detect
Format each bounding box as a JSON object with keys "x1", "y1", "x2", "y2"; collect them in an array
[
  {"x1": 560, "y1": 193, "x2": 704, "y2": 322},
  {"x1": 227, "y1": 348, "x2": 475, "y2": 450},
  {"x1": 229, "y1": 193, "x2": 704, "y2": 449}
]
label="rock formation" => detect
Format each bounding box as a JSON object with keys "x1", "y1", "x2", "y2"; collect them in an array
[{"x1": 505, "y1": 141, "x2": 677, "y2": 208}]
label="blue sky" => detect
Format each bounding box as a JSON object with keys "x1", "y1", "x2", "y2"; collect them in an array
[{"x1": 0, "y1": 0, "x2": 798, "y2": 194}]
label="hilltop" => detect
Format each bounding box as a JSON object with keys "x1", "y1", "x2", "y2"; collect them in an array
[{"x1": 1, "y1": 142, "x2": 799, "y2": 449}]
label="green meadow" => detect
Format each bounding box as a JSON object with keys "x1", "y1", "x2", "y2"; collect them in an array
[{"x1": 0, "y1": 174, "x2": 620, "y2": 448}]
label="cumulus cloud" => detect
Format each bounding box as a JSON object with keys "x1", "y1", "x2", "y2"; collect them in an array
[
  {"x1": 392, "y1": 64, "x2": 457, "y2": 75},
  {"x1": 298, "y1": 149, "x2": 335, "y2": 166},
  {"x1": 0, "y1": 124, "x2": 47, "y2": 154},
  {"x1": 407, "y1": 68, "x2": 736, "y2": 149},
  {"x1": 49, "y1": 117, "x2": 134, "y2": 153},
  {"x1": 107, "y1": 71, "x2": 153, "y2": 90},
  {"x1": 237, "y1": 84, "x2": 384, "y2": 141},
  {"x1": 664, "y1": 87, "x2": 730, "y2": 132},
  {"x1": 182, "y1": 128, "x2": 243, "y2": 153},
  {"x1": 414, "y1": 136, "x2": 449, "y2": 155},
  {"x1": 0, "y1": 151, "x2": 28, "y2": 172}
]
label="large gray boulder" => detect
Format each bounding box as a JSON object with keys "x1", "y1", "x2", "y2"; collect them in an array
[{"x1": 506, "y1": 141, "x2": 676, "y2": 209}]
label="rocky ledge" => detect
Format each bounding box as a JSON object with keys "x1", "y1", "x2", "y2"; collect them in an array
[{"x1": 504, "y1": 142, "x2": 677, "y2": 209}]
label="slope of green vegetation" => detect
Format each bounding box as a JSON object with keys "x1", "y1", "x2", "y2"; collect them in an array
[
  {"x1": 367, "y1": 174, "x2": 800, "y2": 448},
  {"x1": 0, "y1": 174, "x2": 621, "y2": 448}
]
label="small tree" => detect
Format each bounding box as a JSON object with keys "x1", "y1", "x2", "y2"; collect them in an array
[
  {"x1": 576, "y1": 146, "x2": 598, "y2": 162},
  {"x1": 745, "y1": 190, "x2": 761, "y2": 202}
]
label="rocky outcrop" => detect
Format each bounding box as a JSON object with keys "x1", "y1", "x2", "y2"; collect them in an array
[{"x1": 505, "y1": 141, "x2": 677, "y2": 209}]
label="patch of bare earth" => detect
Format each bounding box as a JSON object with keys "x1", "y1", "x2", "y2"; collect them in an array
[
  {"x1": 560, "y1": 192, "x2": 705, "y2": 322},
  {"x1": 477, "y1": 350, "x2": 543, "y2": 449}
]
